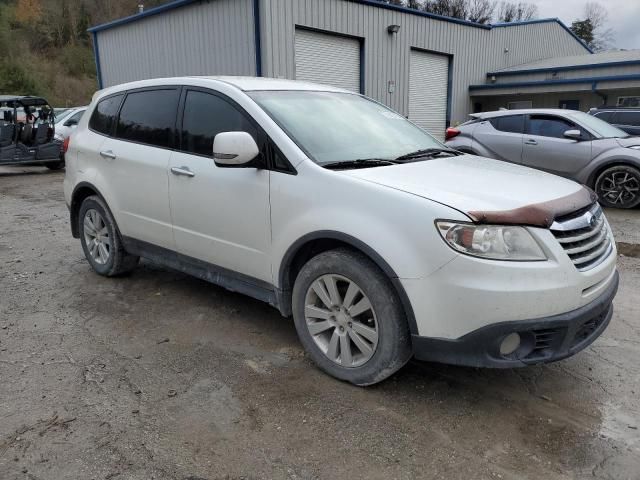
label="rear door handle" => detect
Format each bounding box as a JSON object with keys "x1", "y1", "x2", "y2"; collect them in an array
[
  {"x1": 524, "y1": 139, "x2": 538, "y2": 146},
  {"x1": 171, "y1": 166, "x2": 195, "y2": 177},
  {"x1": 99, "y1": 150, "x2": 117, "y2": 159}
]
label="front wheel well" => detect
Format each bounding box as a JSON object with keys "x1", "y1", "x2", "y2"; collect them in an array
[
  {"x1": 278, "y1": 233, "x2": 418, "y2": 334},
  {"x1": 588, "y1": 161, "x2": 640, "y2": 188}
]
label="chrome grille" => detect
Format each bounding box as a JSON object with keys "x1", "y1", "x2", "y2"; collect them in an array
[{"x1": 551, "y1": 204, "x2": 613, "y2": 271}]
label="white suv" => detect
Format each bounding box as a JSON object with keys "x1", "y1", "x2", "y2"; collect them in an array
[{"x1": 64, "y1": 77, "x2": 618, "y2": 385}]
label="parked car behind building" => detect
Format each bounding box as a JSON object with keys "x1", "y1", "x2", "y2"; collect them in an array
[
  {"x1": 588, "y1": 107, "x2": 640, "y2": 136},
  {"x1": 446, "y1": 109, "x2": 640, "y2": 209}
]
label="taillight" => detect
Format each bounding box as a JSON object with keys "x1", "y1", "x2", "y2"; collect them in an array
[
  {"x1": 63, "y1": 136, "x2": 70, "y2": 153},
  {"x1": 445, "y1": 127, "x2": 460, "y2": 141}
]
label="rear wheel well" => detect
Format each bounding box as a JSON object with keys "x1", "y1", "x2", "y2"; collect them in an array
[
  {"x1": 70, "y1": 185, "x2": 99, "y2": 238},
  {"x1": 278, "y1": 234, "x2": 418, "y2": 334}
]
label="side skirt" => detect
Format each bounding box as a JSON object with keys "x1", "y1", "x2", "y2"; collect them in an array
[{"x1": 121, "y1": 236, "x2": 282, "y2": 313}]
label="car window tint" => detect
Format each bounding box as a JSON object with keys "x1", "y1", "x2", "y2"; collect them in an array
[
  {"x1": 115, "y1": 89, "x2": 179, "y2": 148},
  {"x1": 526, "y1": 115, "x2": 575, "y2": 139},
  {"x1": 594, "y1": 111, "x2": 614, "y2": 122},
  {"x1": 490, "y1": 115, "x2": 524, "y2": 134},
  {"x1": 68, "y1": 110, "x2": 84, "y2": 123},
  {"x1": 89, "y1": 95, "x2": 123, "y2": 135},
  {"x1": 616, "y1": 112, "x2": 640, "y2": 126},
  {"x1": 181, "y1": 90, "x2": 257, "y2": 156}
]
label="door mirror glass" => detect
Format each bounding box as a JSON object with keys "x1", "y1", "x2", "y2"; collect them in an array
[
  {"x1": 563, "y1": 129, "x2": 582, "y2": 140},
  {"x1": 213, "y1": 131, "x2": 259, "y2": 167}
]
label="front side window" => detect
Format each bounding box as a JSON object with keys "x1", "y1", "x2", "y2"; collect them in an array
[
  {"x1": 248, "y1": 91, "x2": 442, "y2": 164},
  {"x1": 89, "y1": 95, "x2": 123, "y2": 135},
  {"x1": 526, "y1": 115, "x2": 575, "y2": 139},
  {"x1": 115, "y1": 89, "x2": 180, "y2": 148},
  {"x1": 490, "y1": 115, "x2": 524, "y2": 134},
  {"x1": 67, "y1": 110, "x2": 85, "y2": 124},
  {"x1": 180, "y1": 90, "x2": 257, "y2": 156},
  {"x1": 594, "y1": 111, "x2": 614, "y2": 122}
]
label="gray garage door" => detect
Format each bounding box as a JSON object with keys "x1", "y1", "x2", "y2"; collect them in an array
[
  {"x1": 295, "y1": 29, "x2": 361, "y2": 92},
  {"x1": 409, "y1": 50, "x2": 449, "y2": 140}
]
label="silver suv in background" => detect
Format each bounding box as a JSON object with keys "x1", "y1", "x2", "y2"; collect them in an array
[{"x1": 445, "y1": 109, "x2": 640, "y2": 209}]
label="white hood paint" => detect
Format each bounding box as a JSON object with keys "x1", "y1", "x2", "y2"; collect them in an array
[{"x1": 344, "y1": 155, "x2": 584, "y2": 215}]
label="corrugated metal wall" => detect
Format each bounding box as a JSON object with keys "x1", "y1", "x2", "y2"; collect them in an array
[
  {"x1": 97, "y1": 0, "x2": 256, "y2": 87},
  {"x1": 258, "y1": 0, "x2": 589, "y2": 123},
  {"x1": 493, "y1": 64, "x2": 640, "y2": 84}
]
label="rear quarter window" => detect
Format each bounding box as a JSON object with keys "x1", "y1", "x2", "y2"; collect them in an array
[
  {"x1": 89, "y1": 95, "x2": 124, "y2": 135},
  {"x1": 490, "y1": 115, "x2": 524, "y2": 134}
]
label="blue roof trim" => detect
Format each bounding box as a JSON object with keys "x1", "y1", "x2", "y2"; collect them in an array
[
  {"x1": 487, "y1": 59, "x2": 640, "y2": 77},
  {"x1": 469, "y1": 73, "x2": 640, "y2": 91},
  {"x1": 493, "y1": 18, "x2": 593, "y2": 53}
]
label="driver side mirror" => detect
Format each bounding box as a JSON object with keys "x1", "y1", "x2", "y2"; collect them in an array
[
  {"x1": 213, "y1": 131, "x2": 260, "y2": 168},
  {"x1": 563, "y1": 129, "x2": 582, "y2": 141},
  {"x1": 64, "y1": 119, "x2": 78, "y2": 127}
]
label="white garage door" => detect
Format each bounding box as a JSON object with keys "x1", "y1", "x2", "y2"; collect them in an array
[
  {"x1": 295, "y1": 29, "x2": 360, "y2": 92},
  {"x1": 409, "y1": 50, "x2": 449, "y2": 140}
]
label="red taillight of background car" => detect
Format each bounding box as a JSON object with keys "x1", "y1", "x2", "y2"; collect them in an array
[
  {"x1": 445, "y1": 127, "x2": 460, "y2": 141},
  {"x1": 63, "y1": 136, "x2": 70, "y2": 154}
]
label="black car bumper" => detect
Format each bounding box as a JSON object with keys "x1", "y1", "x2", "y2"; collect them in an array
[{"x1": 412, "y1": 270, "x2": 619, "y2": 368}]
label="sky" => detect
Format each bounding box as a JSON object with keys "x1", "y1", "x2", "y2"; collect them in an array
[{"x1": 532, "y1": 0, "x2": 640, "y2": 50}]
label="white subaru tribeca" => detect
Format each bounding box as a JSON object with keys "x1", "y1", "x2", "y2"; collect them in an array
[{"x1": 64, "y1": 77, "x2": 618, "y2": 385}]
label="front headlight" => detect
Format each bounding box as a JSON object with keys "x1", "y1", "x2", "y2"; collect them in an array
[{"x1": 436, "y1": 221, "x2": 547, "y2": 261}]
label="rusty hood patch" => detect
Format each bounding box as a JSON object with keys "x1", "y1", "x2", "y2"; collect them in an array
[{"x1": 468, "y1": 187, "x2": 597, "y2": 228}]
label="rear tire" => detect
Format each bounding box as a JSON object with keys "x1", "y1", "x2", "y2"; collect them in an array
[
  {"x1": 292, "y1": 248, "x2": 412, "y2": 386},
  {"x1": 78, "y1": 195, "x2": 139, "y2": 276},
  {"x1": 595, "y1": 165, "x2": 640, "y2": 209}
]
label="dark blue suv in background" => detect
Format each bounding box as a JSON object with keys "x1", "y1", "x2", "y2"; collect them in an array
[{"x1": 589, "y1": 107, "x2": 640, "y2": 136}]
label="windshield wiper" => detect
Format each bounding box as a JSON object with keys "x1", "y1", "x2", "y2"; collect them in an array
[
  {"x1": 395, "y1": 147, "x2": 462, "y2": 161},
  {"x1": 321, "y1": 158, "x2": 399, "y2": 170}
]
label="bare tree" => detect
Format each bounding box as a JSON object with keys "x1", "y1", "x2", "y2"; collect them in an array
[
  {"x1": 467, "y1": 0, "x2": 495, "y2": 24},
  {"x1": 497, "y1": 2, "x2": 538, "y2": 22}
]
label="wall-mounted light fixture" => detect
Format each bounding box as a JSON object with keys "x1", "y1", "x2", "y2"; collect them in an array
[{"x1": 387, "y1": 24, "x2": 401, "y2": 34}]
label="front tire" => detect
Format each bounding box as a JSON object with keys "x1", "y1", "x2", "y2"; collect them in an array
[
  {"x1": 595, "y1": 165, "x2": 640, "y2": 209},
  {"x1": 292, "y1": 248, "x2": 412, "y2": 386},
  {"x1": 78, "y1": 195, "x2": 139, "y2": 276},
  {"x1": 46, "y1": 160, "x2": 65, "y2": 170}
]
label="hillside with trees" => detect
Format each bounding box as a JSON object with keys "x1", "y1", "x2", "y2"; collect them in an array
[{"x1": 0, "y1": 0, "x2": 165, "y2": 106}]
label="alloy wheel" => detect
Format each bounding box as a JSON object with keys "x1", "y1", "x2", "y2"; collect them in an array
[
  {"x1": 598, "y1": 171, "x2": 640, "y2": 207},
  {"x1": 83, "y1": 209, "x2": 111, "y2": 265},
  {"x1": 304, "y1": 274, "x2": 379, "y2": 368}
]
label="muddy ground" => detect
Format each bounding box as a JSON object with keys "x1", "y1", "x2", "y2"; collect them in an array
[{"x1": 1, "y1": 167, "x2": 639, "y2": 480}]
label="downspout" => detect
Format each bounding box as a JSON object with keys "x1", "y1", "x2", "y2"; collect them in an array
[
  {"x1": 92, "y1": 31, "x2": 104, "y2": 89},
  {"x1": 592, "y1": 81, "x2": 608, "y2": 106},
  {"x1": 253, "y1": 0, "x2": 262, "y2": 77}
]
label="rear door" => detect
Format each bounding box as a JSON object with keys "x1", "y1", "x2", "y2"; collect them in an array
[
  {"x1": 97, "y1": 87, "x2": 179, "y2": 250},
  {"x1": 521, "y1": 114, "x2": 592, "y2": 177},
  {"x1": 471, "y1": 114, "x2": 524, "y2": 163},
  {"x1": 168, "y1": 88, "x2": 272, "y2": 283}
]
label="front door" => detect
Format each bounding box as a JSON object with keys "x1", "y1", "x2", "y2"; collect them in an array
[
  {"x1": 168, "y1": 89, "x2": 272, "y2": 283},
  {"x1": 521, "y1": 114, "x2": 592, "y2": 177}
]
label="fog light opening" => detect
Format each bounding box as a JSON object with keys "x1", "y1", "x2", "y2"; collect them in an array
[{"x1": 500, "y1": 333, "x2": 521, "y2": 356}]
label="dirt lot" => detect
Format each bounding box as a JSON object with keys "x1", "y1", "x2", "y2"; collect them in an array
[{"x1": 1, "y1": 167, "x2": 639, "y2": 480}]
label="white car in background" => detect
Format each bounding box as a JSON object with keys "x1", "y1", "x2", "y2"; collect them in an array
[
  {"x1": 54, "y1": 107, "x2": 86, "y2": 143},
  {"x1": 64, "y1": 77, "x2": 618, "y2": 385}
]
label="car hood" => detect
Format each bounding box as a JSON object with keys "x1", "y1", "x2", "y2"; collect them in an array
[{"x1": 343, "y1": 155, "x2": 593, "y2": 227}]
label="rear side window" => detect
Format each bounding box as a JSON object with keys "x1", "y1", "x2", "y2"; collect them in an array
[
  {"x1": 180, "y1": 90, "x2": 257, "y2": 156},
  {"x1": 115, "y1": 89, "x2": 180, "y2": 148},
  {"x1": 615, "y1": 111, "x2": 640, "y2": 126},
  {"x1": 89, "y1": 95, "x2": 123, "y2": 135},
  {"x1": 526, "y1": 115, "x2": 575, "y2": 139},
  {"x1": 490, "y1": 115, "x2": 524, "y2": 134}
]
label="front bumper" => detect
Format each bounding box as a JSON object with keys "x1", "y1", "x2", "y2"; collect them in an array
[{"x1": 412, "y1": 270, "x2": 618, "y2": 368}]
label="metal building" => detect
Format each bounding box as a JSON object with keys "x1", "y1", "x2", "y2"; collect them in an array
[
  {"x1": 89, "y1": 0, "x2": 591, "y2": 137},
  {"x1": 470, "y1": 49, "x2": 640, "y2": 112}
]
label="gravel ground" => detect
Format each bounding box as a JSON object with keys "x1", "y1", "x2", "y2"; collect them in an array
[{"x1": 1, "y1": 166, "x2": 639, "y2": 480}]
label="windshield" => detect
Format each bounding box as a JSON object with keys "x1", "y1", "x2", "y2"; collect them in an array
[
  {"x1": 249, "y1": 91, "x2": 443, "y2": 164},
  {"x1": 568, "y1": 111, "x2": 629, "y2": 138}
]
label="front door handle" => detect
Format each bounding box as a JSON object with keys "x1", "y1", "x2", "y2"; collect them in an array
[
  {"x1": 171, "y1": 166, "x2": 195, "y2": 177},
  {"x1": 99, "y1": 150, "x2": 117, "y2": 159},
  {"x1": 524, "y1": 139, "x2": 538, "y2": 146}
]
